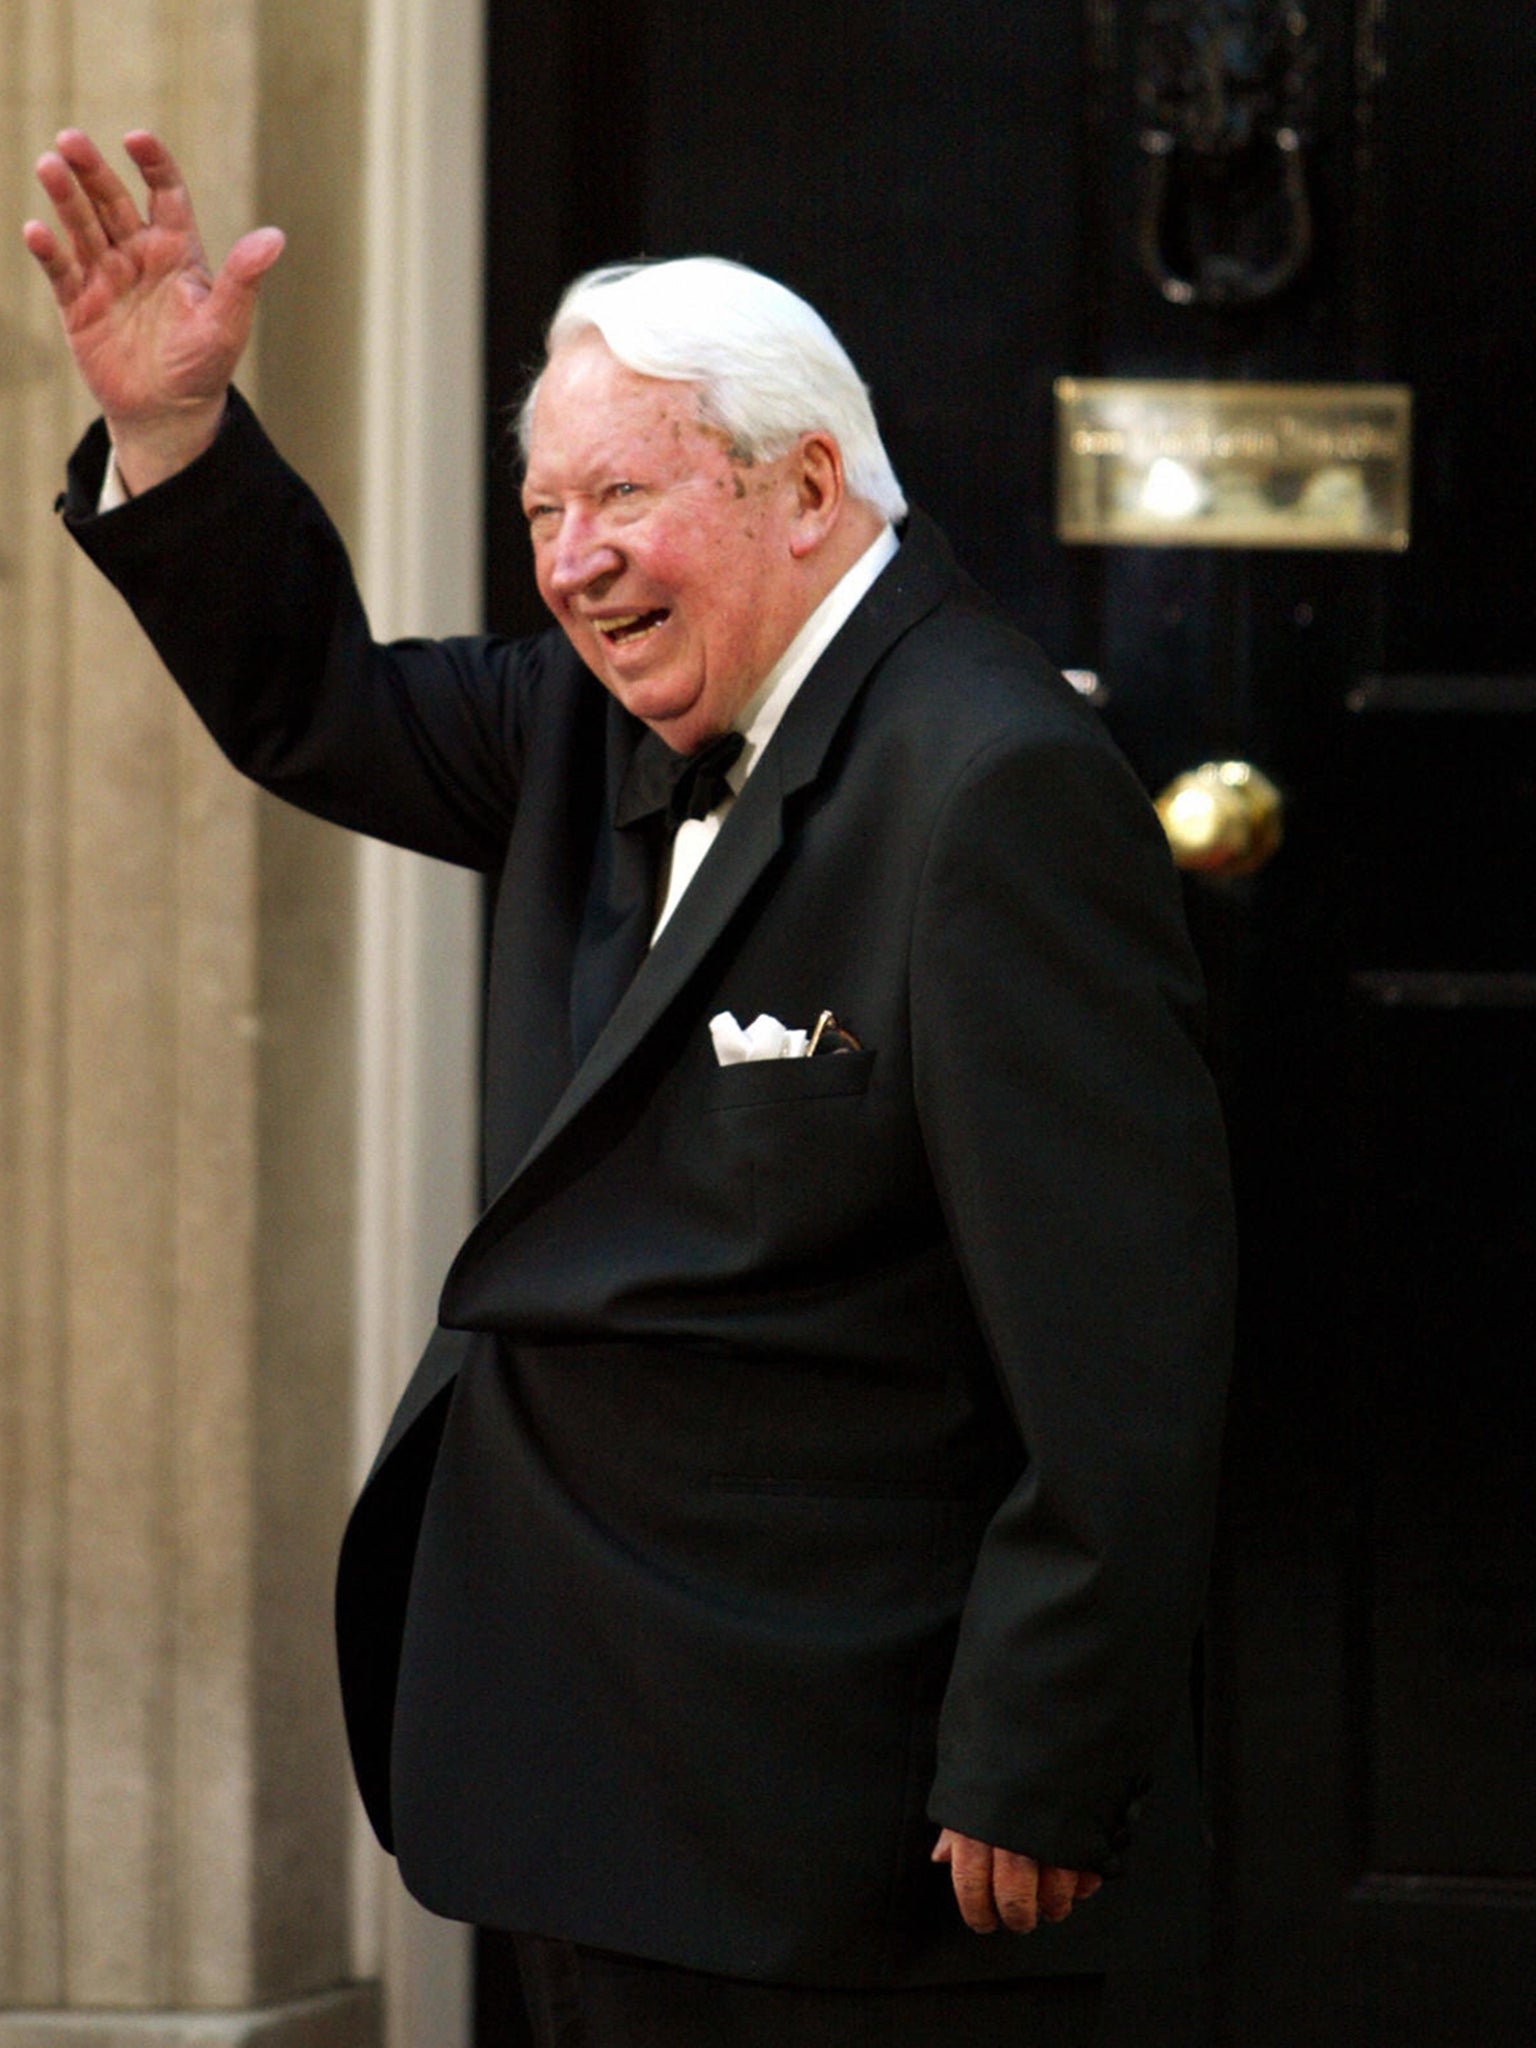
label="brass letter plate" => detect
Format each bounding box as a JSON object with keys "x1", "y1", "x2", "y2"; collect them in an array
[{"x1": 1055, "y1": 379, "x2": 1412, "y2": 550}]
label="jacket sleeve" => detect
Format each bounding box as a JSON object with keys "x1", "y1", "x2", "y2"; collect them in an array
[
  {"x1": 61, "y1": 390, "x2": 535, "y2": 871},
  {"x1": 912, "y1": 720, "x2": 1235, "y2": 1876}
]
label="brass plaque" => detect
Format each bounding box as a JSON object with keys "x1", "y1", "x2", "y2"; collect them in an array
[{"x1": 1055, "y1": 379, "x2": 1412, "y2": 550}]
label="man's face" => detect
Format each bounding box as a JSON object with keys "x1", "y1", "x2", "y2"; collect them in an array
[{"x1": 522, "y1": 333, "x2": 812, "y2": 754}]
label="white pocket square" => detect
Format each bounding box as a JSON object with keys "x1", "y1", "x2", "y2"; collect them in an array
[{"x1": 708, "y1": 1011, "x2": 809, "y2": 1064}]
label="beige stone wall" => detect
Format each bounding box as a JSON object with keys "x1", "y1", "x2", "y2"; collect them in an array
[{"x1": 0, "y1": 1, "x2": 385, "y2": 2038}]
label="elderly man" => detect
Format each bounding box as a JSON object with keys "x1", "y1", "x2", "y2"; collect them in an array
[{"x1": 27, "y1": 130, "x2": 1233, "y2": 2048}]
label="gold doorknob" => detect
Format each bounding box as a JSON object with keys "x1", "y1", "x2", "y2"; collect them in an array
[{"x1": 1154, "y1": 760, "x2": 1283, "y2": 875}]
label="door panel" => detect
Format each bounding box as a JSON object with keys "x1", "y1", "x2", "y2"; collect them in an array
[{"x1": 480, "y1": 6, "x2": 1536, "y2": 2041}]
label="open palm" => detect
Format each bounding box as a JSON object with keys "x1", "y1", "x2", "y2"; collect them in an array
[{"x1": 24, "y1": 129, "x2": 283, "y2": 456}]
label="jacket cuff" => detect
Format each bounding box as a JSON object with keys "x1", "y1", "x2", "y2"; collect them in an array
[
  {"x1": 59, "y1": 388, "x2": 260, "y2": 534},
  {"x1": 925, "y1": 1770, "x2": 1154, "y2": 1880}
]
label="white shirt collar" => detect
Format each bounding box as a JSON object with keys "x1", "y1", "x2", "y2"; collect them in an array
[{"x1": 727, "y1": 523, "x2": 899, "y2": 789}]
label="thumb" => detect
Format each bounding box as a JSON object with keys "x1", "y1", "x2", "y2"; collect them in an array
[{"x1": 208, "y1": 225, "x2": 286, "y2": 319}]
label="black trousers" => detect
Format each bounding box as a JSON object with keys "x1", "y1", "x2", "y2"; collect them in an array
[{"x1": 512, "y1": 1937, "x2": 1105, "y2": 2048}]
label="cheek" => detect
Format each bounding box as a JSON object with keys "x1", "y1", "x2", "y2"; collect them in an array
[
  {"x1": 676, "y1": 538, "x2": 762, "y2": 635},
  {"x1": 644, "y1": 501, "x2": 753, "y2": 591},
  {"x1": 628, "y1": 531, "x2": 697, "y2": 593}
]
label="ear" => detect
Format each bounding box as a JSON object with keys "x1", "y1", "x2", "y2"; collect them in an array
[{"x1": 786, "y1": 432, "x2": 846, "y2": 558}]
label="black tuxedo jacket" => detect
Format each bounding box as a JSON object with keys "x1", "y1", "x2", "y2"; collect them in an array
[{"x1": 65, "y1": 394, "x2": 1234, "y2": 1988}]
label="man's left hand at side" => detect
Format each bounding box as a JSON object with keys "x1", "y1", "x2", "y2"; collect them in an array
[{"x1": 932, "y1": 1828, "x2": 1103, "y2": 1935}]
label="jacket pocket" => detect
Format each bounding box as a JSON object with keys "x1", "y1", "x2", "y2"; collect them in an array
[{"x1": 705, "y1": 1048, "x2": 876, "y2": 1110}]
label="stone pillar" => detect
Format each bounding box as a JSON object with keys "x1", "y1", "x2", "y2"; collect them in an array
[{"x1": 0, "y1": 0, "x2": 439, "y2": 2040}]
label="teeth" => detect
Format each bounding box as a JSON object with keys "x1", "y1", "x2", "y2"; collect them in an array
[{"x1": 599, "y1": 610, "x2": 665, "y2": 644}]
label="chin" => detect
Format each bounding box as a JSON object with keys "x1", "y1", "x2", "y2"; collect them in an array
[{"x1": 611, "y1": 673, "x2": 708, "y2": 734}]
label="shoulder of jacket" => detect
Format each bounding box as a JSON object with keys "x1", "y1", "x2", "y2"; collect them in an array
[
  {"x1": 862, "y1": 591, "x2": 1109, "y2": 767},
  {"x1": 496, "y1": 623, "x2": 598, "y2": 715}
]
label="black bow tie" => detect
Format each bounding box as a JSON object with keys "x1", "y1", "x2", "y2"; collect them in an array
[{"x1": 615, "y1": 729, "x2": 746, "y2": 832}]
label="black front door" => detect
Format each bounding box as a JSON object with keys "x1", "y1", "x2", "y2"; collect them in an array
[{"x1": 480, "y1": 6, "x2": 1536, "y2": 2041}]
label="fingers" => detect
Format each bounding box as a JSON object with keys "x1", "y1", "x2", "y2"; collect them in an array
[
  {"x1": 123, "y1": 130, "x2": 199, "y2": 238},
  {"x1": 55, "y1": 129, "x2": 144, "y2": 249},
  {"x1": 932, "y1": 1830, "x2": 1103, "y2": 1936},
  {"x1": 26, "y1": 127, "x2": 281, "y2": 331},
  {"x1": 979, "y1": 1850, "x2": 1075, "y2": 1934},
  {"x1": 29, "y1": 129, "x2": 201, "y2": 277},
  {"x1": 21, "y1": 216, "x2": 81, "y2": 306},
  {"x1": 945, "y1": 1833, "x2": 1007, "y2": 1933},
  {"x1": 1033, "y1": 1862, "x2": 1078, "y2": 1924},
  {"x1": 32, "y1": 146, "x2": 115, "y2": 275}
]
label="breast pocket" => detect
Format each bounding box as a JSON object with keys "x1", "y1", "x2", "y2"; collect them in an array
[
  {"x1": 697, "y1": 1051, "x2": 883, "y2": 1257},
  {"x1": 704, "y1": 1048, "x2": 877, "y2": 1111}
]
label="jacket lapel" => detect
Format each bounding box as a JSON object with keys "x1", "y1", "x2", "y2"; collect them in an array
[{"x1": 439, "y1": 512, "x2": 957, "y2": 1314}]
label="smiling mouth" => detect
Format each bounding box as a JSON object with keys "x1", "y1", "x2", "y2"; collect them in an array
[{"x1": 597, "y1": 609, "x2": 670, "y2": 646}]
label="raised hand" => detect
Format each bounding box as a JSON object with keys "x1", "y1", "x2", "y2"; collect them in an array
[{"x1": 23, "y1": 129, "x2": 284, "y2": 493}]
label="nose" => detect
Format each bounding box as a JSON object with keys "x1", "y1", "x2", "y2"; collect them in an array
[{"x1": 546, "y1": 510, "x2": 622, "y2": 600}]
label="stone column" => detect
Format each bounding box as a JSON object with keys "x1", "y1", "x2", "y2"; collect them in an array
[{"x1": 0, "y1": 1, "x2": 402, "y2": 2040}]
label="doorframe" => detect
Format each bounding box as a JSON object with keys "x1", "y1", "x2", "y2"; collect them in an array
[{"x1": 349, "y1": 0, "x2": 486, "y2": 2043}]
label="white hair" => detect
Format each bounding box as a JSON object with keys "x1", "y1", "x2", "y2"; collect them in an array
[{"x1": 517, "y1": 256, "x2": 907, "y2": 523}]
